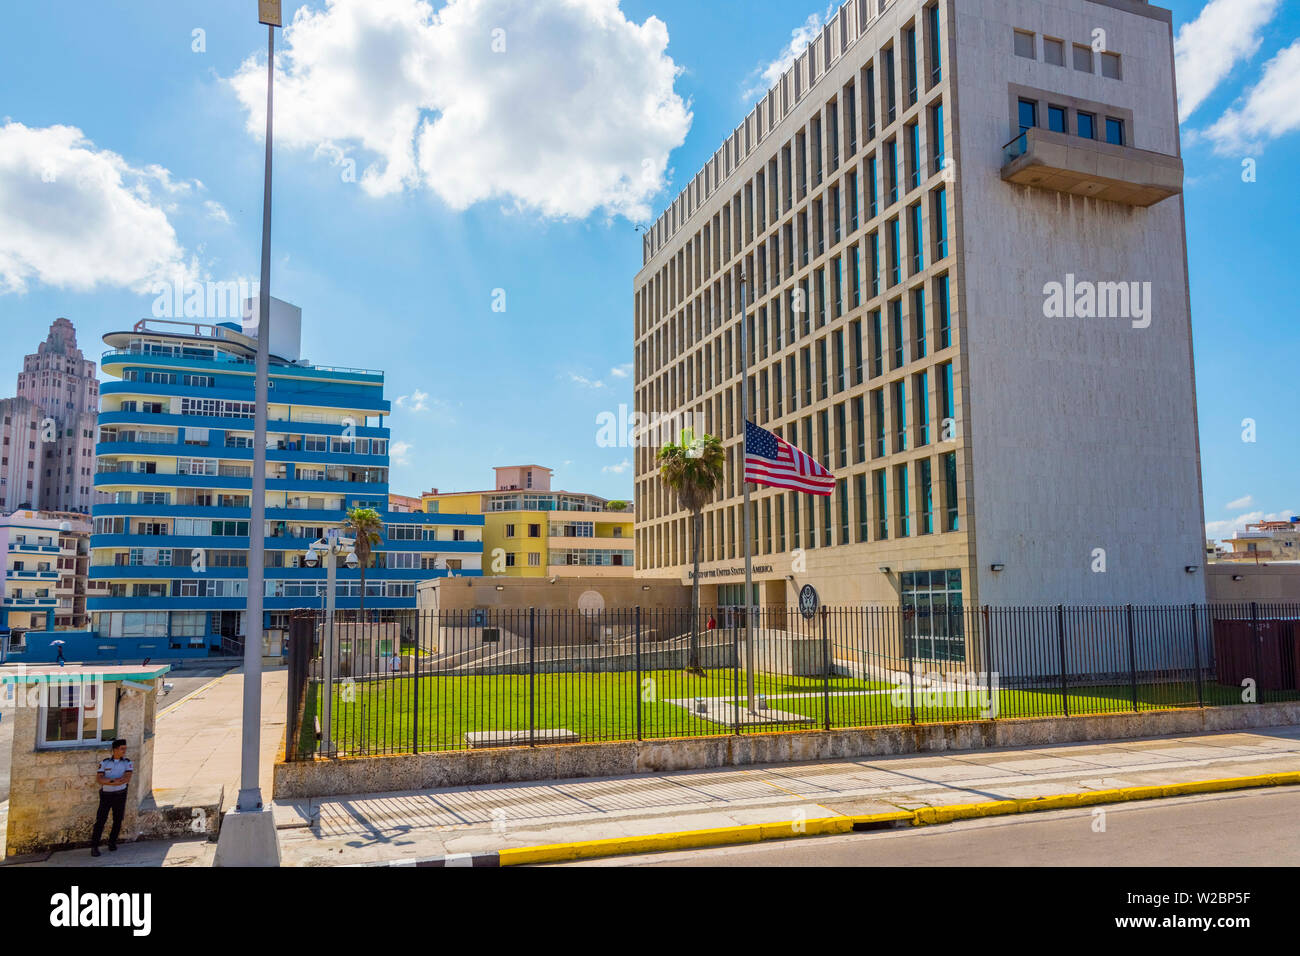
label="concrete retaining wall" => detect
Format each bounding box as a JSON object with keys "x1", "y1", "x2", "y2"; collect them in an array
[{"x1": 272, "y1": 701, "x2": 1300, "y2": 799}]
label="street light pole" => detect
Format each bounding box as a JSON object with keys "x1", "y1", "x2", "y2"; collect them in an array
[{"x1": 215, "y1": 0, "x2": 283, "y2": 867}]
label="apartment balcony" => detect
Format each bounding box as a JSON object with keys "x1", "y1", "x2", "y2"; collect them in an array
[
  {"x1": 7, "y1": 542, "x2": 60, "y2": 555},
  {"x1": 8, "y1": 569, "x2": 61, "y2": 581},
  {"x1": 3, "y1": 596, "x2": 58, "y2": 607},
  {"x1": 1001, "y1": 128, "x2": 1183, "y2": 208}
]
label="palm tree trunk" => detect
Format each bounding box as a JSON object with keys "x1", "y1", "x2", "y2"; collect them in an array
[
  {"x1": 689, "y1": 509, "x2": 702, "y2": 670},
  {"x1": 358, "y1": 565, "x2": 366, "y2": 622}
]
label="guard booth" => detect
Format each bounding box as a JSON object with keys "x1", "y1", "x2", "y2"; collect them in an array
[{"x1": 0, "y1": 663, "x2": 216, "y2": 858}]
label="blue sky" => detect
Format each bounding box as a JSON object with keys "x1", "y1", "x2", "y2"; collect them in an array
[{"x1": 0, "y1": 0, "x2": 1295, "y2": 538}]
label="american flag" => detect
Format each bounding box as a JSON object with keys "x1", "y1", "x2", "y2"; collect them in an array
[{"x1": 744, "y1": 420, "x2": 835, "y2": 496}]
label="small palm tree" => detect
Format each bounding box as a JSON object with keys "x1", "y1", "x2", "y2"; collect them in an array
[
  {"x1": 657, "y1": 429, "x2": 726, "y2": 671},
  {"x1": 343, "y1": 506, "x2": 383, "y2": 621}
]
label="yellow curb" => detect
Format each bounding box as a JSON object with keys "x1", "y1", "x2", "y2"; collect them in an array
[
  {"x1": 910, "y1": 770, "x2": 1300, "y2": 826},
  {"x1": 157, "y1": 671, "x2": 234, "y2": 719},
  {"x1": 496, "y1": 772, "x2": 1300, "y2": 866},
  {"x1": 498, "y1": 811, "x2": 911, "y2": 866}
]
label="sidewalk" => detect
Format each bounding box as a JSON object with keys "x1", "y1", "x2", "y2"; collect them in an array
[
  {"x1": 19, "y1": 721, "x2": 1300, "y2": 867},
  {"x1": 152, "y1": 667, "x2": 287, "y2": 811},
  {"x1": 275, "y1": 724, "x2": 1300, "y2": 866}
]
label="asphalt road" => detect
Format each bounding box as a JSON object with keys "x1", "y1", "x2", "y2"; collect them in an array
[
  {"x1": 568, "y1": 788, "x2": 1300, "y2": 867},
  {"x1": 155, "y1": 665, "x2": 238, "y2": 714}
]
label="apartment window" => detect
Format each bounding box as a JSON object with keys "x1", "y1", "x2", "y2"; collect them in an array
[
  {"x1": 1018, "y1": 98, "x2": 1038, "y2": 134},
  {"x1": 776, "y1": 496, "x2": 786, "y2": 552},
  {"x1": 912, "y1": 287, "x2": 927, "y2": 360},
  {"x1": 1105, "y1": 117, "x2": 1125, "y2": 146},
  {"x1": 929, "y1": 103, "x2": 945, "y2": 174},
  {"x1": 1014, "y1": 31, "x2": 1035, "y2": 60},
  {"x1": 883, "y1": 47, "x2": 896, "y2": 123},
  {"x1": 850, "y1": 245, "x2": 862, "y2": 307},
  {"x1": 933, "y1": 186, "x2": 948, "y2": 260},
  {"x1": 855, "y1": 473, "x2": 869, "y2": 542},
  {"x1": 867, "y1": 155, "x2": 879, "y2": 217},
  {"x1": 890, "y1": 298, "x2": 905, "y2": 369},
  {"x1": 835, "y1": 403, "x2": 847, "y2": 467},
  {"x1": 892, "y1": 379, "x2": 907, "y2": 452},
  {"x1": 505, "y1": 523, "x2": 516, "y2": 538},
  {"x1": 909, "y1": 203, "x2": 924, "y2": 275},
  {"x1": 1077, "y1": 111, "x2": 1096, "y2": 140},
  {"x1": 927, "y1": 4, "x2": 942, "y2": 84},
  {"x1": 869, "y1": 231, "x2": 881, "y2": 296},
  {"x1": 1073, "y1": 44, "x2": 1093, "y2": 73},
  {"x1": 1101, "y1": 52, "x2": 1122, "y2": 80},
  {"x1": 852, "y1": 395, "x2": 865, "y2": 462},
  {"x1": 888, "y1": 218, "x2": 901, "y2": 286},
  {"x1": 847, "y1": 171, "x2": 860, "y2": 233},
  {"x1": 872, "y1": 389, "x2": 886, "y2": 458},
  {"x1": 874, "y1": 469, "x2": 888, "y2": 539},
  {"x1": 915, "y1": 370, "x2": 931, "y2": 446},
  {"x1": 942, "y1": 451, "x2": 959, "y2": 531},
  {"x1": 836, "y1": 478, "x2": 849, "y2": 545},
  {"x1": 896, "y1": 463, "x2": 911, "y2": 537},
  {"x1": 834, "y1": 329, "x2": 846, "y2": 391},
  {"x1": 905, "y1": 26, "x2": 918, "y2": 105},
  {"x1": 851, "y1": 319, "x2": 864, "y2": 384},
  {"x1": 1048, "y1": 105, "x2": 1067, "y2": 133},
  {"x1": 870, "y1": 309, "x2": 884, "y2": 377},
  {"x1": 885, "y1": 139, "x2": 899, "y2": 205},
  {"x1": 865, "y1": 64, "x2": 877, "y2": 140},
  {"x1": 527, "y1": 552, "x2": 541, "y2": 567},
  {"x1": 906, "y1": 122, "x2": 921, "y2": 190},
  {"x1": 919, "y1": 458, "x2": 934, "y2": 535},
  {"x1": 1044, "y1": 37, "x2": 1065, "y2": 67},
  {"x1": 940, "y1": 361, "x2": 955, "y2": 428}
]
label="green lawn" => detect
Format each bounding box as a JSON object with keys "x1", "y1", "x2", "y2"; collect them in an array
[{"x1": 297, "y1": 669, "x2": 1298, "y2": 756}]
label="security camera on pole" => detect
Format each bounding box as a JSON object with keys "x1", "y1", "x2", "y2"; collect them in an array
[{"x1": 303, "y1": 532, "x2": 357, "y2": 756}]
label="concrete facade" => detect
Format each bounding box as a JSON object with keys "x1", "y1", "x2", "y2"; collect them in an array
[
  {"x1": 3, "y1": 318, "x2": 103, "y2": 517},
  {"x1": 631, "y1": 0, "x2": 1203, "y2": 618}
]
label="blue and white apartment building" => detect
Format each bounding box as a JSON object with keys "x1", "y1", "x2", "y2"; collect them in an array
[{"x1": 88, "y1": 302, "x2": 483, "y2": 657}]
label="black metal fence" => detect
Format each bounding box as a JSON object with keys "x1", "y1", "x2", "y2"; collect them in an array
[{"x1": 283, "y1": 601, "x2": 1300, "y2": 760}]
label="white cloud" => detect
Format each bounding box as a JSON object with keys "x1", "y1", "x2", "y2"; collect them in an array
[
  {"x1": 742, "y1": 7, "x2": 833, "y2": 103},
  {"x1": 1204, "y1": 39, "x2": 1300, "y2": 153},
  {"x1": 204, "y1": 200, "x2": 232, "y2": 225},
  {"x1": 609, "y1": 363, "x2": 632, "y2": 379},
  {"x1": 568, "y1": 373, "x2": 605, "y2": 389},
  {"x1": 0, "y1": 122, "x2": 198, "y2": 294},
  {"x1": 390, "y1": 440, "x2": 413, "y2": 466},
  {"x1": 1205, "y1": 508, "x2": 1296, "y2": 541},
  {"x1": 602, "y1": 459, "x2": 631, "y2": 474},
  {"x1": 227, "y1": 0, "x2": 691, "y2": 220},
  {"x1": 1175, "y1": 0, "x2": 1280, "y2": 123},
  {"x1": 394, "y1": 388, "x2": 430, "y2": 412},
  {"x1": 1225, "y1": 494, "x2": 1255, "y2": 511}
]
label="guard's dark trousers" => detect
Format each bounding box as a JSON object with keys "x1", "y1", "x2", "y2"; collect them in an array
[{"x1": 91, "y1": 789, "x2": 128, "y2": 849}]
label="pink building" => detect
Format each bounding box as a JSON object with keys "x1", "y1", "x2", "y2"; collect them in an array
[{"x1": 3, "y1": 319, "x2": 102, "y2": 516}]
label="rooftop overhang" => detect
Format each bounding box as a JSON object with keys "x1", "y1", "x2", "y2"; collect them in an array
[{"x1": 1002, "y1": 128, "x2": 1183, "y2": 207}]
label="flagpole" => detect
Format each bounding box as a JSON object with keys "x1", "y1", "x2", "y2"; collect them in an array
[{"x1": 739, "y1": 269, "x2": 756, "y2": 715}]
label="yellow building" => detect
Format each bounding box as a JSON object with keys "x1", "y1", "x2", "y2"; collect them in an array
[{"x1": 422, "y1": 465, "x2": 633, "y2": 578}]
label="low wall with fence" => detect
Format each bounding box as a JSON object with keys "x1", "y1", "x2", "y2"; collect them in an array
[{"x1": 280, "y1": 602, "x2": 1300, "y2": 765}]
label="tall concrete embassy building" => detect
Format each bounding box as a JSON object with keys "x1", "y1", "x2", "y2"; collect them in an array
[{"x1": 633, "y1": 0, "x2": 1205, "y2": 611}]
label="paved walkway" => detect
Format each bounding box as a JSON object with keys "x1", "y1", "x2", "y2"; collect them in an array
[
  {"x1": 16, "y1": 719, "x2": 1300, "y2": 867},
  {"x1": 152, "y1": 667, "x2": 287, "y2": 811},
  {"x1": 271, "y1": 724, "x2": 1300, "y2": 866}
]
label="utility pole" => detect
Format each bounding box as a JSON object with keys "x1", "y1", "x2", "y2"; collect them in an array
[{"x1": 215, "y1": 0, "x2": 283, "y2": 867}]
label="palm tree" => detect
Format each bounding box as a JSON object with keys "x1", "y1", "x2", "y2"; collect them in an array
[
  {"x1": 657, "y1": 429, "x2": 726, "y2": 671},
  {"x1": 343, "y1": 506, "x2": 383, "y2": 621}
]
